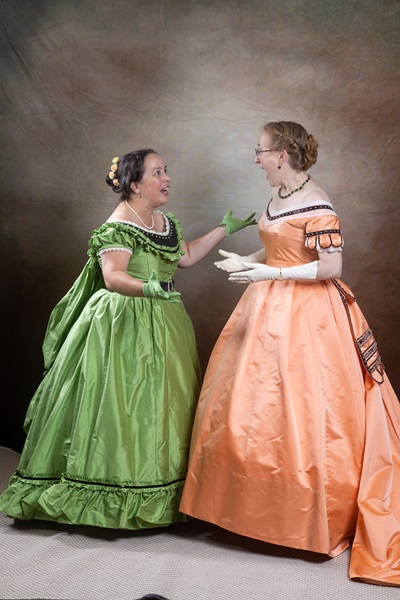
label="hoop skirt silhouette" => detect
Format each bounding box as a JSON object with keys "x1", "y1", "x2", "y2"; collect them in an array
[
  {"x1": 180, "y1": 202, "x2": 400, "y2": 586},
  {"x1": 0, "y1": 214, "x2": 202, "y2": 529}
]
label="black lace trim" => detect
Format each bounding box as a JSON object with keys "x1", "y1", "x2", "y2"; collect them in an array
[
  {"x1": 138, "y1": 217, "x2": 178, "y2": 244},
  {"x1": 16, "y1": 470, "x2": 185, "y2": 490},
  {"x1": 305, "y1": 228, "x2": 341, "y2": 238},
  {"x1": 266, "y1": 202, "x2": 334, "y2": 221},
  {"x1": 331, "y1": 280, "x2": 384, "y2": 384},
  {"x1": 126, "y1": 216, "x2": 179, "y2": 252}
]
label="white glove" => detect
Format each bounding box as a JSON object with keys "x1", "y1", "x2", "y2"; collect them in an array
[
  {"x1": 228, "y1": 261, "x2": 318, "y2": 284},
  {"x1": 215, "y1": 249, "x2": 266, "y2": 273}
]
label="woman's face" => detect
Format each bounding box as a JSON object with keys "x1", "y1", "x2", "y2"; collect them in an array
[
  {"x1": 135, "y1": 153, "x2": 170, "y2": 207},
  {"x1": 255, "y1": 131, "x2": 281, "y2": 188}
]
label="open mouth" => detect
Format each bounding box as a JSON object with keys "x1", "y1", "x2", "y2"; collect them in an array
[{"x1": 161, "y1": 187, "x2": 169, "y2": 195}]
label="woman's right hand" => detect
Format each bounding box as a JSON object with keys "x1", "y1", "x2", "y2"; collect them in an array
[
  {"x1": 214, "y1": 250, "x2": 248, "y2": 272},
  {"x1": 143, "y1": 271, "x2": 181, "y2": 303},
  {"x1": 214, "y1": 249, "x2": 262, "y2": 273}
]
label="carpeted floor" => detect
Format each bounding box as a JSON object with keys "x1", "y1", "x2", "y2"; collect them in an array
[{"x1": 0, "y1": 446, "x2": 398, "y2": 600}]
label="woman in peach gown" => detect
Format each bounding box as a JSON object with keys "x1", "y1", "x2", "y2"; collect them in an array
[{"x1": 180, "y1": 121, "x2": 400, "y2": 586}]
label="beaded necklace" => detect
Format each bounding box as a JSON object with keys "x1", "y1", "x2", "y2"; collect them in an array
[
  {"x1": 278, "y1": 174, "x2": 311, "y2": 199},
  {"x1": 124, "y1": 200, "x2": 155, "y2": 229}
]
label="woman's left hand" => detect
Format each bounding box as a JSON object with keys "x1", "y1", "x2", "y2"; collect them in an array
[
  {"x1": 228, "y1": 262, "x2": 280, "y2": 283},
  {"x1": 220, "y1": 210, "x2": 257, "y2": 236},
  {"x1": 229, "y1": 261, "x2": 320, "y2": 283}
]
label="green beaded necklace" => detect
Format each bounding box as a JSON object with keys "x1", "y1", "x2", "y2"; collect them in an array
[{"x1": 278, "y1": 174, "x2": 311, "y2": 199}]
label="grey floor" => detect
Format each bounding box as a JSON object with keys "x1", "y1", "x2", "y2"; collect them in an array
[{"x1": 0, "y1": 446, "x2": 398, "y2": 600}]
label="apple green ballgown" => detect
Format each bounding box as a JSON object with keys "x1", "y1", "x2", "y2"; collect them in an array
[{"x1": 0, "y1": 213, "x2": 201, "y2": 529}]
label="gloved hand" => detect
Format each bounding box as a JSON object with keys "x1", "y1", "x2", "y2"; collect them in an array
[
  {"x1": 229, "y1": 263, "x2": 280, "y2": 283},
  {"x1": 214, "y1": 249, "x2": 266, "y2": 273},
  {"x1": 228, "y1": 261, "x2": 318, "y2": 284},
  {"x1": 219, "y1": 210, "x2": 258, "y2": 237},
  {"x1": 143, "y1": 271, "x2": 181, "y2": 303}
]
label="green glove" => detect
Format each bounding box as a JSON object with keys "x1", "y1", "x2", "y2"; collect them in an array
[
  {"x1": 143, "y1": 271, "x2": 181, "y2": 303},
  {"x1": 219, "y1": 210, "x2": 258, "y2": 237}
]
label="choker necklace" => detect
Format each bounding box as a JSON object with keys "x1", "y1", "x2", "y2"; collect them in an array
[
  {"x1": 278, "y1": 174, "x2": 311, "y2": 199},
  {"x1": 125, "y1": 201, "x2": 155, "y2": 229}
]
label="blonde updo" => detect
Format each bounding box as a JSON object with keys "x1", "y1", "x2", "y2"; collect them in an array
[{"x1": 263, "y1": 121, "x2": 318, "y2": 171}]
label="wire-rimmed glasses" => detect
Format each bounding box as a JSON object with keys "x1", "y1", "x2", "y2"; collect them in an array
[{"x1": 255, "y1": 148, "x2": 273, "y2": 157}]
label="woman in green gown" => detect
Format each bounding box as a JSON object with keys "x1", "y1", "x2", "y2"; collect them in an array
[{"x1": 0, "y1": 149, "x2": 256, "y2": 530}]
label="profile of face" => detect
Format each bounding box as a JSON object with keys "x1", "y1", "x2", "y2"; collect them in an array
[
  {"x1": 255, "y1": 131, "x2": 282, "y2": 188},
  {"x1": 131, "y1": 153, "x2": 170, "y2": 207}
]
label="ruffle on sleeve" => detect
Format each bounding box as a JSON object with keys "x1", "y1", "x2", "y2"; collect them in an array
[
  {"x1": 88, "y1": 224, "x2": 136, "y2": 260},
  {"x1": 305, "y1": 214, "x2": 344, "y2": 252},
  {"x1": 87, "y1": 216, "x2": 185, "y2": 263}
]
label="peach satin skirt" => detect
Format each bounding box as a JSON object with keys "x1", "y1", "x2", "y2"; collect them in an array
[{"x1": 180, "y1": 279, "x2": 400, "y2": 586}]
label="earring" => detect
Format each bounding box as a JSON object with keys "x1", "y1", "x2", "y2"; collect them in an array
[{"x1": 278, "y1": 165, "x2": 282, "y2": 170}]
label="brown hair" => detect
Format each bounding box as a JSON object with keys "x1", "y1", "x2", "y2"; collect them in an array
[
  {"x1": 106, "y1": 149, "x2": 156, "y2": 200},
  {"x1": 263, "y1": 121, "x2": 318, "y2": 171}
]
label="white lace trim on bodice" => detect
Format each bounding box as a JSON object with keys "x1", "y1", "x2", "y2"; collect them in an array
[
  {"x1": 106, "y1": 211, "x2": 171, "y2": 236},
  {"x1": 98, "y1": 247, "x2": 133, "y2": 256}
]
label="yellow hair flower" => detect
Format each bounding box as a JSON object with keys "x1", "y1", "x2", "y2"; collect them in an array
[
  {"x1": 112, "y1": 157, "x2": 119, "y2": 163},
  {"x1": 112, "y1": 179, "x2": 119, "y2": 186}
]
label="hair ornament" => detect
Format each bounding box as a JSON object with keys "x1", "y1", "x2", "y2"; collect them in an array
[{"x1": 109, "y1": 157, "x2": 120, "y2": 186}]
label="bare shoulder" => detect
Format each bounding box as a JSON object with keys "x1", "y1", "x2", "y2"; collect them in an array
[
  {"x1": 298, "y1": 181, "x2": 331, "y2": 206},
  {"x1": 106, "y1": 204, "x2": 126, "y2": 223}
]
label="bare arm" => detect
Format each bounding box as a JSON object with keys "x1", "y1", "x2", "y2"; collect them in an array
[
  {"x1": 101, "y1": 250, "x2": 145, "y2": 296},
  {"x1": 316, "y1": 250, "x2": 342, "y2": 280},
  {"x1": 178, "y1": 226, "x2": 226, "y2": 268}
]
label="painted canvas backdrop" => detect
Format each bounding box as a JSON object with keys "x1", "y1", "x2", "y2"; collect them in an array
[{"x1": 1, "y1": 0, "x2": 399, "y2": 451}]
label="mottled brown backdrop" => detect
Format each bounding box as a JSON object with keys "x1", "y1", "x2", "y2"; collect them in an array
[{"x1": 1, "y1": 0, "x2": 399, "y2": 451}]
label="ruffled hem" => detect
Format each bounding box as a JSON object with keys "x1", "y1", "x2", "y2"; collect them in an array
[{"x1": 0, "y1": 473, "x2": 188, "y2": 530}]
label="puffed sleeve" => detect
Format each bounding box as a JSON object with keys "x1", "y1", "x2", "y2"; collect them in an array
[
  {"x1": 305, "y1": 214, "x2": 344, "y2": 253},
  {"x1": 88, "y1": 224, "x2": 136, "y2": 259}
]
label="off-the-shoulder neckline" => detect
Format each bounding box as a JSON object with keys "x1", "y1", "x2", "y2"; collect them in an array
[
  {"x1": 105, "y1": 211, "x2": 171, "y2": 235},
  {"x1": 266, "y1": 199, "x2": 334, "y2": 218}
]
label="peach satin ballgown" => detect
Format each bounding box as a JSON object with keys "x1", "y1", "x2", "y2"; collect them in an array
[{"x1": 180, "y1": 202, "x2": 400, "y2": 586}]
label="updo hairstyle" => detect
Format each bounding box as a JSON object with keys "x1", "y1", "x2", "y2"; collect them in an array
[
  {"x1": 105, "y1": 148, "x2": 156, "y2": 200},
  {"x1": 264, "y1": 121, "x2": 318, "y2": 171}
]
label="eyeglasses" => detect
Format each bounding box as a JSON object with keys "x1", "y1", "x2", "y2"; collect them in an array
[{"x1": 255, "y1": 148, "x2": 273, "y2": 157}]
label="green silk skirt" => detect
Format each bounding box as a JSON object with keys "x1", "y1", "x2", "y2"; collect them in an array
[{"x1": 0, "y1": 285, "x2": 202, "y2": 529}]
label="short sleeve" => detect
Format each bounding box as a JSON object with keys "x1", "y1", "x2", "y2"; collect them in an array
[
  {"x1": 305, "y1": 214, "x2": 344, "y2": 253},
  {"x1": 88, "y1": 224, "x2": 136, "y2": 258}
]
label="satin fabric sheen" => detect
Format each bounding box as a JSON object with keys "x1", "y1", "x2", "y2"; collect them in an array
[
  {"x1": 0, "y1": 215, "x2": 202, "y2": 529},
  {"x1": 180, "y1": 207, "x2": 400, "y2": 586}
]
